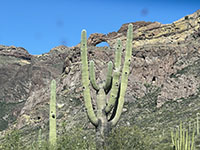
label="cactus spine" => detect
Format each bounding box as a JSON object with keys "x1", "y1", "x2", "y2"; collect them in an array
[
  {"x1": 49, "y1": 79, "x2": 57, "y2": 146},
  {"x1": 81, "y1": 24, "x2": 133, "y2": 148}
]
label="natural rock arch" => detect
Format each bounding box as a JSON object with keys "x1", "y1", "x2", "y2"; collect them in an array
[
  {"x1": 96, "y1": 41, "x2": 109, "y2": 47},
  {"x1": 87, "y1": 33, "x2": 108, "y2": 46}
]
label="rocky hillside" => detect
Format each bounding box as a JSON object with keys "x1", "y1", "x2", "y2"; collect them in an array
[{"x1": 0, "y1": 9, "x2": 200, "y2": 149}]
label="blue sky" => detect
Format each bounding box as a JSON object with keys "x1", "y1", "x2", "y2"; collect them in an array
[{"x1": 0, "y1": 0, "x2": 199, "y2": 55}]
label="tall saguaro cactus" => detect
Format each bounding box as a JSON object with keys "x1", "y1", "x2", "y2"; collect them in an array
[
  {"x1": 81, "y1": 24, "x2": 133, "y2": 149},
  {"x1": 49, "y1": 79, "x2": 57, "y2": 147}
]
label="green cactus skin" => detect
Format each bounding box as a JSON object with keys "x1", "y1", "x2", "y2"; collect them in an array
[
  {"x1": 110, "y1": 24, "x2": 133, "y2": 126},
  {"x1": 38, "y1": 128, "x2": 42, "y2": 149},
  {"x1": 89, "y1": 60, "x2": 113, "y2": 92},
  {"x1": 188, "y1": 130, "x2": 191, "y2": 150},
  {"x1": 81, "y1": 30, "x2": 98, "y2": 126},
  {"x1": 105, "y1": 39, "x2": 122, "y2": 114},
  {"x1": 183, "y1": 128, "x2": 185, "y2": 150},
  {"x1": 49, "y1": 79, "x2": 57, "y2": 146},
  {"x1": 176, "y1": 129, "x2": 179, "y2": 150},
  {"x1": 180, "y1": 122, "x2": 183, "y2": 150},
  {"x1": 185, "y1": 129, "x2": 188, "y2": 150},
  {"x1": 171, "y1": 129, "x2": 175, "y2": 146},
  {"x1": 81, "y1": 24, "x2": 133, "y2": 149},
  {"x1": 191, "y1": 124, "x2": 195, "y2": 150},
  {"x1": 171, "y1": 121, "x2": 196, "y2": 150},
  {"x1": 103, "y1": 61, "x2": 113, "y2": 92},
  {"x1": 197, "y1": 113, "x2": 199, "y2": 135},
  {"x1": 89, "y1": 60, "x2": 100, "y2": 91},
  {"x1": 96, "y1": 85, "x2": 108, "y2": 139}
]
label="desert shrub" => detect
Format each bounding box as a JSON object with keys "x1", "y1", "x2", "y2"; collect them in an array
[
  {"x1": 56, "y1": 125, "x2": 151, "y2": 150},
  {"x1": 0, "y1": 129, "x2": 22, "y2": 150},
  {"x1": 105, "y1": 126, "x2": 151, "y2": 150},
  {"x1": 56, "y1": 127, "x2": 96, "y2": 150},
  {"x1": 0, "y1": 126, "x2": 152, "y2": 150}
]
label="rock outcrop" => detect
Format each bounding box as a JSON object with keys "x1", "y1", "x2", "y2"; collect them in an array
[
  {"x1": 0, "y1": 45, "x2": 68, "y2": 131},
  {"x1": 0, "y1": 9, "x2": 200, "y2": 148},
  {"x1": 85, "y1": 10, "x2": 200, "y2": 48}
]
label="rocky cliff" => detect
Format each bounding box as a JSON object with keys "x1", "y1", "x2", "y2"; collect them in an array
[{"x1": 0, "y1": 9, "x2": 200, "y2": 149}]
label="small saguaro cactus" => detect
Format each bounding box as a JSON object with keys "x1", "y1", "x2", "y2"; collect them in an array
[
  {"x1": 197, "y1": 113, "x2": 199, "y2": 135},
  {"x1": 49, "y1": 79, "x2": 57, "y2": 147},
  {"x1": 81, "y1": 24, "x2": 133, "y2": 149},
  {"x1": 37, "y1": 128, "x2": 42, "y2": 149}
]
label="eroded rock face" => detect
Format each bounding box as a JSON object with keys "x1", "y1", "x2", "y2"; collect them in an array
[
  {"x1": 0, "y1": 45, "x2": 32, "y2": 60},
  {"x1": 0, "y1": 10, "x2": 200, "y2": 139},
  {"x1": 83, "y1": 9, "x2": 200, "y2": 49},
  {"x1": 0, "y1": 45, "x2": 68, "y2": 131}
]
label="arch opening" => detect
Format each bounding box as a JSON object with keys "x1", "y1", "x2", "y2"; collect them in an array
[{"x1": 96, "y1": 42, "x2": 109, "y2": 47}]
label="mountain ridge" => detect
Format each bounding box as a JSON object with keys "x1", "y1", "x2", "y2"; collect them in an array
[{"x1": 0, "y1": 9, "x2": 200, "y2": 149}]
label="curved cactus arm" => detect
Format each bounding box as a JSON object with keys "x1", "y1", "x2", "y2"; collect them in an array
[
  {"x1": 105, "y1": 39, "x2": 122, "y2": 114},
  {"x1": 89, "y1": 60, "x2": 100, "y2": 91},
  {"x1": 49, "y1": 79, "x2": 57, "y2": 146},
  {"x1": 81, "y1": 29, "x2": 98, "y2": 126},
  {"x1": 103, "y1": 61, "x2": 113, "y2": 92},
  {"x1": 111, "y1": 24, "x2": 133, "y2": 126}
]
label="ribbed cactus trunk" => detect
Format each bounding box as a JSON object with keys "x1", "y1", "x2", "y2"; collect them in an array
[
  {"x1": 95, "y1": 86, "x2": 112, "y2": 149},
  {"x1": 95, "y1": 120, "x2": 111, "y2": 149},
  {"x1": 49, "y1": 79, "x2": 57, "y2": 147},
  {"x1": 81, "y1": 24, "x2": 133, "y2": 150}
]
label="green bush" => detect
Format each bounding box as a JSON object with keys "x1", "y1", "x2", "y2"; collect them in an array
[
  {"x1": 0, "y1": 126, "x2": 152, "y2": 150},
  {"x1": 56, "y1": 127, "x2": 96, "y2": 150},
  {"x1": 106, "y1": 126, "x2": 151, "y2": 150},
  {"x1": 0, "y1": 129, "x2": 22, "y2": 150}
]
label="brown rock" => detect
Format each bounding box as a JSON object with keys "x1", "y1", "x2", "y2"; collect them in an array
[{"x1": 1, "y1": 10, "x2": 200, "y2": 134}]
